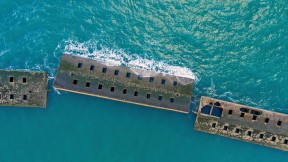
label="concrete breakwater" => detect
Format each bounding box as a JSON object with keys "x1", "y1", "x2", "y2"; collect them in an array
[
  {"x1": 0, "y1": 70, "x2": 48, "y2": 108},
  {"x1": 1, "y1": 53, "x2": 287, "y2": 151},
  {"x1": 194, "y1": 96, "x2": 288, "y2": 151},
  {"x1": 53, "y1": 54, "x2": 194, "y2": 113}
]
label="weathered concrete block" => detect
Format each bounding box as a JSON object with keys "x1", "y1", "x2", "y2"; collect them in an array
[
  {"x1": 0, "y1": 70, "x2": 48, "y2": 108},
  {"x1": 53, "y1": 54, "x2": 194, "y2": 113},
  {"x1": 194, "y1": 96, "x2": 288, "y2": 151}
]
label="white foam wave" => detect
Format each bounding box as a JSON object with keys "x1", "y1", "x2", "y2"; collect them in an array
[{"x1": 63, "y1": 39, "x2": 197, "y2": 80}]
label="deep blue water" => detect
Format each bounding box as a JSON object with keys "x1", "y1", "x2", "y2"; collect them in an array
[{"x1": 1, "y1": 1, "x2": 288, "y2": 162}]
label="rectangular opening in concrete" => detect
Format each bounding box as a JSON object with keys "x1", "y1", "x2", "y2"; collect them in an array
[
  {"x1": 247, "y1": 131, "x2": 252, "y2": 136},
  {"x1": 240, "y1": 112, "x2": 245, "y2": 117},
  {"x1": 9, "y1": 77, "x2": 14, "y2": 82},
  {"x1": 134, "y1": 91, "x2": 138, "y2": 96},
  {"x1": 223, "y1": 125, "x2": 228, "y2": 131},
  {"x1": 212, "y1": 123, "x2": 216, "y2": 128},
  {"x1": 23, "y1": 95, "x2": 27, "y2": 100},
  {"x1": 170, "y1": 97, "x2": 174, "y2": 103},
  {"x1": 126, "y1": 72, "x2": 131, "y2": 78},
  {"x1": 110, "y1": 87, "x2": 115, "y2": 92},
  {"x1": 138, "y1": 75, "x2": 142, "y2": 80},
  {"x1": 201, "y1": 105, "x2": 212, "y2": 115},
  {"x1": 284, "y1": 139, "x2": 288, "y2": 145},
  {"x1": 73, "y1": 80, "x2": 78, "y2": 85},
  {"x1": 23, "y1": 77, "x2": 27, "y2": 83},
  {"x1": 250, "y1": 110, "x2": 262, "y2": 115},
  {"x1": 173, "y1": 81, "x2": 177, "y2": 87},
  {"x1": 102, "y1": 67, "x2": 107, "y2": 73},
  {"x1": 123, "y1": 89, "x2": 127, "y2": 94},
  {"x1": 252, "y1": 115, "x2": 257, "y2": 121},
  {"x1": 86, "y1": 82, "x2": 90, "y2": 87},
  {"x1": 98, "y1": 84, "x2": 103, "y2": 89},
  {"x1": 214, "y1": 102, "x2": 221, "y2": 107},
  {"x1": 271, "y1": 136, "x2": 276, "y2": 142},
  {"x1": 161, "y1": 79, "x2": 166, "y2": 84},
  {"x1": 265, "y1": 118, "x2": 270, "y2": 124},
  {"x1": 259, "y1": 134, "x2": 264, "y2": 139},
  {"x1": 235, "y1": 128, "x2": 240, "y2": 134},
  {"x1": 90, "y1": 65, "x2": 95, "y2": 71},
  {"x1": 158, "y1": 95, "x2": 163, "y2": 101},
  {"x1": 240, "y1": 107, "x2": 249, "y2": 113},
  {"x1": 146, "y1": 94, "x2": 151, "y2": 99},
  {"x1": 149, "y1": 77, "x2": 154, "y2": 82},
  {"x1": 10, "y1": 94, "x2": 14, "y2": 99},
  {"x1": 277, "y1": 120, "x2": 282, "y2": 126},
  {"x1": 211, "y1": 107, "x2": 223, "y2": 117},
  {"x1": 0, "y1": 94, "x2": 1, "y2": 99},
  {"x1": 114, "y1": 70, "x2": 119, "y2": 75},
  {"x1": 228, "y1": 110, "x2": 233, "y2": 115},
  {"x1": 78, "y1": 63, "x2": 82, "y2": 68}
]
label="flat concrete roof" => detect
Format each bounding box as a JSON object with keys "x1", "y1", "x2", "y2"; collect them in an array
[
  {"x1": 53, "y1": 54, "x2": 194, "y2": 113},
  {"x1": 0, "y1": 70, "x2": 48, "y2": 108},
  {"x1": 194, "y1": 96, "x2": 288, "y2": 151}
]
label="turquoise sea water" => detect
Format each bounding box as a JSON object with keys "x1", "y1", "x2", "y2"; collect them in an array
[{"x1": 1, "y1": 1, "x2": 288, "y2": 161}]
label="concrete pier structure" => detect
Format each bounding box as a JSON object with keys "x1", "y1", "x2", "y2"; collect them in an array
[
  {"x1": 53, "y1": 54, "x2": 194, "y2": 113},
  {"x1": 0, "y1": 70, "x2": 48, "y2": 108},
  {"x1": 194, "y1": 96, "x2": 288, "y2": 151}
]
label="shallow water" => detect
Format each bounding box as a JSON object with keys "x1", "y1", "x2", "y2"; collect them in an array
[{"x1": 0, "y1": 1, "x2": 288, "y2": 161}]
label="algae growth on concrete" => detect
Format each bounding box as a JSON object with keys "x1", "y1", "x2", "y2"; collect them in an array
[
  {"x1": 194, "y1": 96, "x2": 288, "y2": 151},
  {"x1": 54, "y1": 54, "x2": 194, "y2": 113},
  {"x1": 0, "y1": 70, "x2": 48, "y2": 108}
]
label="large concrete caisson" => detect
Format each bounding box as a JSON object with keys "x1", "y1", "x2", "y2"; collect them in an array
[
  {"x1": 194, "y1": 96, "x2": 288, "y2": 151},
  {"x1": 0, "y1": 70, "x2": 48, "y2": 108},
  {"x1": 53, "y1": 54, "x2": 194, "y2": 113}
]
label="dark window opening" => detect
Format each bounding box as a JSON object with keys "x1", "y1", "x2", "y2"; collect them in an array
[
  {"x1": 146, "y1": 94, "x2": 151, "y2": 99},
  {"x1": 102, "y1": 67, "x2": 107, "y2": 73},
  {"x1": 126, "y1": 72, "x2": 131, "y2": 78},
  {"x1": 170, "y1": 98, "x2": 174, "y2": 103},
  {"x1": 73, "y1": 80, "x2": 78, "y2": 85},
  {"x1": 138, "y1": 75, "x2": 142, "y2": 80},
  {"x1": 9, "y1": 77, "x2": 14, "y2": 82},
  {"x1": 90, "y1": 65, "x2": 95, "y2": 71},
  {"x1": 10, "y1": 94, "x2": 14, "y2": 99},
  {"x1": 240, "y1": 113, "x2": 245, "y2": 118},
  {"x1": 0, "y1": 94, "x2": 1, "y2": 99},
  {"x1": 78, "y1": 63, "x2": 82, "y2": 68},
  {"x1": 277, "y1": 121, "x2": 282, "y2": 126},
  {"x1": 158, "y1": 95, "x2": 163, "y2": 101},
  {"x1": 259, "y1": 134, "x2": 264, "y2": 139},
  {"x1": 134, "y1": 91, "x2": 138, "y2": 96},
  {"x1": 23, "y1": 77, "x2": 27, "y2": 83},
  {"x1": 110, "y1": 87, "x2": 115, "y2": 92},
  {"x1": 240, "y1": 108, "x2": 249, "y2": 113},
  {"x1": 235, "y1": 128, "x2": 240, "y2": 134},
  {"x1": 149, "y1": 77, "x2": 154, "y2": 82},
  {"x1": 247, "y1": 131, "x2": 252, "y2": 136},
  {"x1": 161, "y1": 79, "x2": 166, "y2": 84},
  {"x1": 214, "y1": 102, "x2": 221, "y2": 107},
  {"x1": 271, "y1": 136, "x2": 276, "y2": 142},
  {"x1": 86, "y1": 82, "x2": 90, "y2": 87},
  {"x1": 23, "y1": 95, "x2": 27, "y2": 100},
  {"x1": 265, "y1": 118, "x2": 270, "y2": 124},
  {"x1": 173, "y1": 81, "x2": 177, "y2": 87},
  {"x1": 201, "y1": 105, "x2": 212, "y2": 115},
  {"x1": 123, "y1": 89, "x2": 127, "y2": 94},
  {"x1": 98, "y1": 84, "x2": 103, "y2": 89},
  {"x1": 228, "y1": 110, "x2": 233, "y2": 115},
  {"x1": 252, "y1": 115, "x2": 257, "y2": 121},
  {"x1": 223, "y1": 125, "x2": 228, "y2": 131},
  {"x1": 114, "y1": 70, "x2": 119, "y2": 75},
  {"x1": 284, "y1": 139, "x2": 288, "y2": 145},
  {"x1": 212, "y1": 123, "x2": 216, "y2": 128},
  {"x1": 211, "y1": 107, "x2": 223, "y2": 117},
  {"x1": 250, "y1": 110, "x2": 262, "y2": 115}
]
